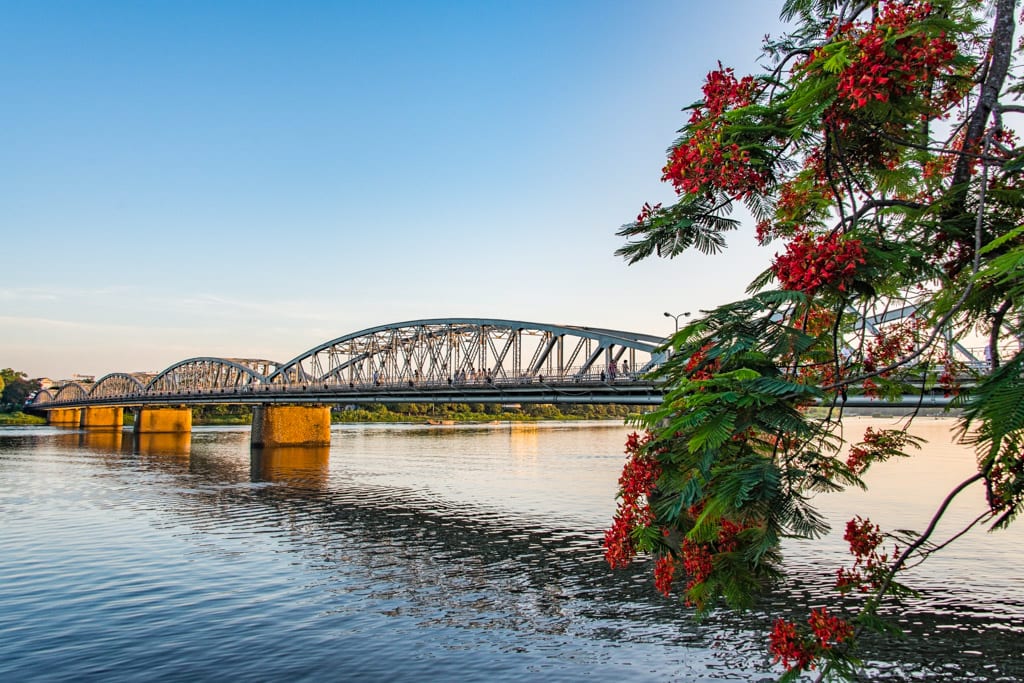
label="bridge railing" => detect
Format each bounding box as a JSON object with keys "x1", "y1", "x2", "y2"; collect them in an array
[{"x1": 38, "y1": 366, "x2": 655, "y2": 406}]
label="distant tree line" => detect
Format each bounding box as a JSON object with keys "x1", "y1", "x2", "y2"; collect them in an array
[
  {"x1": 190, "y1": 402, "x2": 641, "y2": 424},
  {"x1": 0, "y1": 368, "x2": 41, "y2": 412},
  {"x1": 332, "y1": 402, "x2": 639, "y2": 422}
]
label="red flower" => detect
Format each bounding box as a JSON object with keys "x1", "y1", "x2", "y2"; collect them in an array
[
  {"x1": 654, "y1": 555, "x2": 676, "y2": 597},
  {"x1": 808, "y1": 607, "x2": 853, "y2": 648},
  {"x1": 844, "y1": 516, "x2": 882, "y2": 557},
  {"x1": 769, "y1": 618, "x2": 816, "y2": 672},
  {"x1": 604, "y1": 431, "x2": 660, "y2": 569},
  {"x1": 773, "y1": 231, "x2": 866, "y2": 296},
  {"x1": 662, "y1": 65, "x2": 769, "y2": 199}
]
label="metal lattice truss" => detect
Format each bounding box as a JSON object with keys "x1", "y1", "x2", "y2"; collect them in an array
[
  {"x1": 32, "y1": 389, "x2": 54, "y2": 405},
  {"x1": 91, "y1": 373, "x2": 148, "y2": 398},
  {"x1": 850, "y1": 304, "x2": 984, "y2": 367},
  {"x1": 267, "y1": 318, "x2": 665, "y2": 387},
  {"x1": 52, "y1": 382, "x2": 90, "y2": 403},
  {"x1": 147, "y1": 358, "x2": 280, "y2": 393},
  {"x1": 31, "y1": 319, "x2": 669, "y2": 408}
]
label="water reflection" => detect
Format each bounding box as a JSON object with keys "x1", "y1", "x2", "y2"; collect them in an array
[
  {"x1": 251, "y1": 446, "x2": 330, "y2": 487},
  {"x1": 507, "y1": 422, "x2": 540, "y2": 458},
  {"x1": 80, "y1": 429, "x2": 124, "y2": 453},
  {"x1": 1, "y1": 421, "x2": 1023, "y2": 681},
  {"x1": 134, "y1": 432, "x2": 192, "y2": 457}
]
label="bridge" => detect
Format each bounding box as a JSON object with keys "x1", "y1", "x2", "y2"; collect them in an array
[
  {"x1": 30, "y1": 318, "x2": 670, "y2": 447},
  {"x1": 29, "y1": 315, "x2": 976, "y2": 449}
]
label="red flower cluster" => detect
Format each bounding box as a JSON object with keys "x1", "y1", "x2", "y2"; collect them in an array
[
  {"x1": 773, "y1": 231, "x2": 866, "y2": 296},
  {"x1": 836, "y1": 516, "x2": 892, "y2": 591},
  {"x1": 846, "y1": 427, "x2": 912, "y2": 474},
  {"x1": 695, "y1": 64, "x2": 758, "y2": 122},
  {"x1": 793, "y1": 307, "x2": 837, "y2": 338},
  {"x1": 618, "y1": 431, "x2": 661, "y2": 503},
  {"x1": 634, "y1": 201, "x2": 662, "y2": 225},
  {"x1": 769, "y1": 618, "x2": 816, "y2": 672},
  {"x1": 809, "y1": 607, "x2": 854, "y2": 648},
  {"x1": 769, "y1": 608, "x2": 854, "y2": 673},
  {"x1": 828, "y1": 2, "x2": 961, "y2": 111},
  {"x1": 654, "y1": 554, "x2": 676, "y2": 597},
  {"x1": 936, "y1": 352, "x2": 963, "y2": 397},
  {"x1": 845, "y1": 516, "x2": 882, "y2": 557},
  {"x1": 662, "y1": 65, "x2": 768, "y2": 199},
  {"x1": 684, "y1": 343, "x2": 720, "y2": 381},
  {"x1": 604, "y1": 506, "x2": 641, "y2": 569},
  {"x1": 664, "y1": 134, "x2": 768, "y2": 199},
  {"x1": 863, "y1": 316, "x2": 925, "y2": 374},
  {"x1": 604, "y1": 431, "x2": 660, "y2": 569},
  {"x1": 681, "y1": 538, "x2": 713, "y2": 585},
  {"x1": 986, "y1": 461, "x2": 1024, "y2": 512},
  {"x1": 677, "y1": 518, "x2": 747, "y2": 607}
]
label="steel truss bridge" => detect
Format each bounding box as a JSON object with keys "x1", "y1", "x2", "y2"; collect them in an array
[
  {"x1": 32, "y1": 319, "x2": 672, "y2": 409},
  {"x1": 32, "y1": 313, "x2": 982, "y2": 413}
]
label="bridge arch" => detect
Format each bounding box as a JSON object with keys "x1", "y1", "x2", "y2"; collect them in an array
[
  {"x1": 90, "y1": 373, "x2": 147, "y2": 399},
  {"x1": 146, "y1": 357, "x2": 271, "y2": 394},
  {"x1": 266, "y1": 318, "x2": 666, "y2": 387},
  {"x1": 53, "y1": 382, "x2": 90, "y2": 403},
  {"x1": 30, "y1": 389, "x2": 54, "y2": 406}
]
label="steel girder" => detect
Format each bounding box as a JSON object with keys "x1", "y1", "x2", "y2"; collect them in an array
[
  {"x1": 32, "y1": 389, "x2": 54, "y2": 405},
  {"x1": 53, "y1": 382, "x2": 90, "y2": 402},
  {"x1": 265, "y1": 318, "x2": 665, "y2": 387},
  {"x1": 145, "y1": 357, "x2": 272, "y2": 393},
  {"x1": 31, "y1": 319, "x2": 668, "y2": 407},
  {"x1": 90, "y1": 373, "x2": 147, "y2": 398}
]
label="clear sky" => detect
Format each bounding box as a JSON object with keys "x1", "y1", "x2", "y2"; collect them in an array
[{"x1": 2, "y1": 1, "x2": 789, "y2": 380}]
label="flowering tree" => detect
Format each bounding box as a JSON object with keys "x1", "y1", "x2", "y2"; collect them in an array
[{"x1": 606, "y1": 0, "x2": 1023, "y2": 679}]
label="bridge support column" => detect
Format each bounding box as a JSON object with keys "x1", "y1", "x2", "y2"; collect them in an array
[
  {"x1": 82, "y1": 406, "x2": 123, "y2": 429},
  {"x1": 251, "y1": 405, "x2": 331, "y2": 448},
  {"x1": 135, "y1": 407, "x2": 192, "y2": 434},
  {"x1": 48, "y1": 408, "x2": 82, "y2": 426}
]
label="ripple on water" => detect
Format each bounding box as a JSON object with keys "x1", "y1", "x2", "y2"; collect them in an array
[{"x1": 0, "y1": 422, "x2": 1022, "y2": 681}]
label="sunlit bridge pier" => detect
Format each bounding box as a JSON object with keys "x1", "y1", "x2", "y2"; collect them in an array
[{"x1": 31, "y1": 316, "x2": 967, "y2": 449}]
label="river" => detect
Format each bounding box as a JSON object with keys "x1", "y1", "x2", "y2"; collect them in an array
[{"x1": 0, "y1": 418, "x2": 1021, "y2": 681}]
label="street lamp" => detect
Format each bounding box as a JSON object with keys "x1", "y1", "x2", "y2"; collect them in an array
[{"x1": 664, "y1": 311, "x2": 691, "y2": 333}]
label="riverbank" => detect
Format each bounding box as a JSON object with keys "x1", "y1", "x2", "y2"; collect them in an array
[
  {"x1": 0, "y1": 411, "x2": 46, "y2": 425},
  {"x1": 190, "y1": 403, "x2": 643, "y2": 426}
]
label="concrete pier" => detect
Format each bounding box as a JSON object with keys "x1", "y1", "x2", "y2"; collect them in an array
[
  {"x1": 135, "y1": 407, "x2": 193, "y2": 434},
  {"x1": 47, "y1": 408, "x2": 82, "y2": 426},
  {"x1": 250, "y1": 405, "x2": 331, "y2": 448},
  {"x1": 82, "y1": 406, "x2": 124, "y2": 429}
]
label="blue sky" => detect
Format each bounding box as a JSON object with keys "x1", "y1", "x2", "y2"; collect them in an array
[{"x1": 2, "y1": 1, "x2": 789, "y2": 379}]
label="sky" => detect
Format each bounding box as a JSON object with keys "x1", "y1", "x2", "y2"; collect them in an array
[{"x1": 2, "y1": 1, "x2": 791, "y2": 380}]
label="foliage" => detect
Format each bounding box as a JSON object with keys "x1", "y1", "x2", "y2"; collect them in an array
[
  {"x1": 607, "y1": 1, "x2": 1023, "y2": 678},
  {"x1": 331, "y1": 402, "x2": 638, "y2": 423},
  {"x1": 0, "y1": 368, "x2": 40, "y2": 411},
  {"x1": 0, "y1": 411, "x2": 47, "y2": 425},
  {"x1": 192, "y1": 404, "x2": 253, "y2": 425}
]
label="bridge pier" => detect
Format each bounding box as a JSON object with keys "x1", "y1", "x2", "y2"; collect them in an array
[
  {"x1": 135, "y1": 407, "x2": 193, "y2": 434},
  {"x1": 82, "y1": 406, "x2": 123, "y2": 429},
  {"x1": 251, "y1": 405, "x2": 331, "y2": 448},
  {"x1": 48, "y1": 408, "x2": 82, "y2": 426}
]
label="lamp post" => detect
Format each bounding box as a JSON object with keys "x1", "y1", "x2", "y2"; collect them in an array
[{"x1": 664, "y1": 311, "x2": 691, "y2": 333}]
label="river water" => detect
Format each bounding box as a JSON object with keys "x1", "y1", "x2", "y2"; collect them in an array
[{"x1": 0, "y1": 418, "x2": 1021, "y2": 681}]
